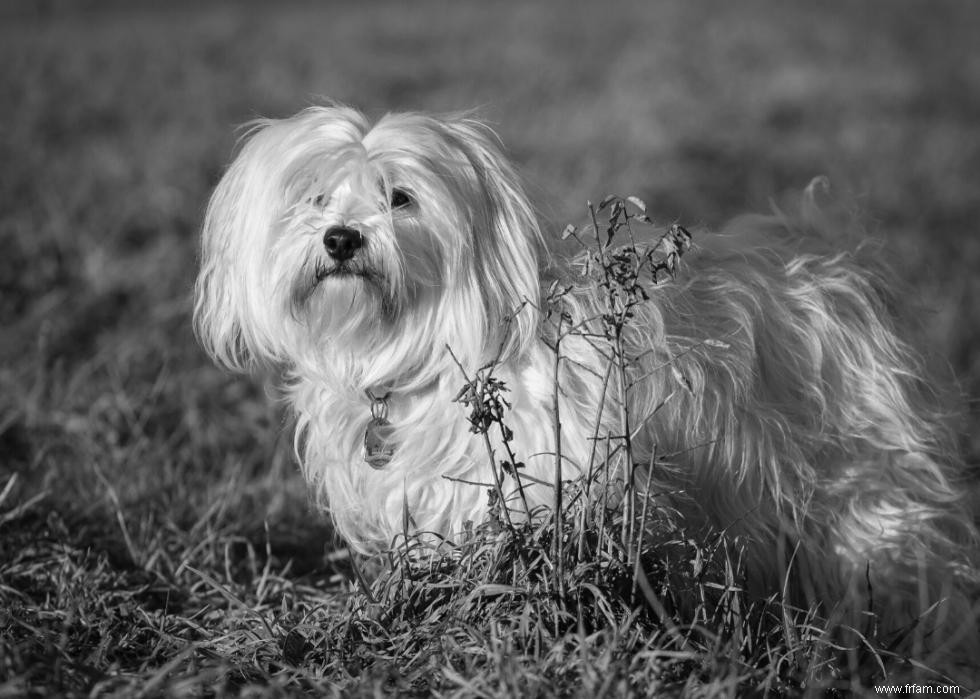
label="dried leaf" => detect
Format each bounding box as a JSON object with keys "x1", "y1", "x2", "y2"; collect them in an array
[{"x1": 671, "y1": 364, "x2": 694, "y2": 394}]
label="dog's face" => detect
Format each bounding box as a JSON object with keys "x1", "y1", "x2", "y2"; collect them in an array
[{"x1": 195, "y1": 107, "x2": 541, "y2": 382}]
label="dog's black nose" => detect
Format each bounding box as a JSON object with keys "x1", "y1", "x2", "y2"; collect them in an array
[{"x1": 323, "y1": 226, "x2": 362, "y2": 261}]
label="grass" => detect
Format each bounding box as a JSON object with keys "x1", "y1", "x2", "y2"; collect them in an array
[{"x1": 2, "y1": 0, "x2": 979, "y2": 696}]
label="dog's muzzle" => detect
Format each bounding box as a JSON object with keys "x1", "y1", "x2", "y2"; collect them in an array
[{"x1": 323, "y1": 226, "x2": 363, "y2": 262}]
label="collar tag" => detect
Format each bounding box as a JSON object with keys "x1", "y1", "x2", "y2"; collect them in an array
[{"x1": 364, "y1": 391, "x2": 395, "y2": 469}]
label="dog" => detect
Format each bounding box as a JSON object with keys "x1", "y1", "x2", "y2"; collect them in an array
[{"x1": 194, "y1": 104, "x2": 978, "y2": 679}]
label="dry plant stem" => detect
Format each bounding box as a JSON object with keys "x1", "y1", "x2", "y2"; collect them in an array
[
  {"x1": 631, "y1": 453, "x2": 657, "y2": 607},
  {"x1": 596, "y1": 435, "x2": 608, "y2": 549},
  {"x1": 584, "y1": 355, "x2": 616, "y2": 499},
  {"x1": 482, "y1": 430, "x2": 518, "y2": 533},
  {"x1": 445, "y1": 345, "x2": 519, "y2": 536},
  {"x1": 551, "y1": 311, "x2": 566, "y2": 601},
  {"x1": 590, "y1": 200, "x2": 639, "y2": 552},
  {"x1": 615, "y1": 331, "x2": 637, "y2": 553},
  {"x1": 583, "y1": 197, "x2": 700, "y2": 655},
  {"x1": 571, "y1": 347, "x2": 613, "y2": 564},
  {"x1": 496, "y1": 407, "x2": 532, "y2": 521}
]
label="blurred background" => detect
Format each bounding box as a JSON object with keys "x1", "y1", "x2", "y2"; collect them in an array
[{"x1": 2, "y1": 0, "x2": 978, "y2": 550}]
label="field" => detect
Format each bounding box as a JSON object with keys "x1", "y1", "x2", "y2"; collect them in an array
[{"x1": 2, "y1": 0, "x2": 979, "y2": 696}]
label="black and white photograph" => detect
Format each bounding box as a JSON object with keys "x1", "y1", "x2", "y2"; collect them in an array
[{"x1": 2, "y1": 1, "x2": 979, "y2": 695}]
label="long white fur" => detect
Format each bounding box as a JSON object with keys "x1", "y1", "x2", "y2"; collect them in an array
[{"x1": 195, "y1": 105, "x2": 979, "y2": 679}]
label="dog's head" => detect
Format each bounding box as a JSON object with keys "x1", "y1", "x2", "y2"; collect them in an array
[{"x1": 194, "y1": 106, "x2": 541, "y2": 385}]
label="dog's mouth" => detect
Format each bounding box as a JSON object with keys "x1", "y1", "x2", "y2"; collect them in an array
[
  {"x1": 291, "y1": 256, "x2": 397, "y2": 319},
  {"x1": 313, "y1": 260, "x2": 371, "y2": 283},
  {"x1": 304, "y1": 260, "x2": 380, "y2": 301},
  {"x1": 293, "y1": 262, "x2": 375, "y2": 311}
]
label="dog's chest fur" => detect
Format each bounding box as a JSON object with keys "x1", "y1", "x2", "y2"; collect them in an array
[{"x1": 290, "y1": 339, "x2": 608, "y2": 551}]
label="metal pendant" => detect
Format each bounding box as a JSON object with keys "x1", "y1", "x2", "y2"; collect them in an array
[
  {"x1": 364, "y1": 416, "x2": 396, "y2": 469},
  {"x1": 363, "y1": 390, "x2": 395, "y2": 469}
]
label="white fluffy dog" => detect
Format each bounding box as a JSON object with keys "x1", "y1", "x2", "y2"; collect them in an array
[{"x1": 195, "y1": 104, "x2": 978, "y2": 676}]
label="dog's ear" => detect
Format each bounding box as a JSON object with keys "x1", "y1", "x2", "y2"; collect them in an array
[
  {"x1": 446, "y1": 119, "x2": 543, "y2": 361},
  {"x1": 194, "y1": 119, "x2": 296, "y2": 371}
]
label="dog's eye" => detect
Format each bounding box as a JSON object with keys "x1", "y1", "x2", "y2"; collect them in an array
[
  {"x1": 312, "y1": 193, "x2": 326, "y2": 207},
  {"x1": 390, "y1": 188, "x2": 413, "y2": 210}
]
